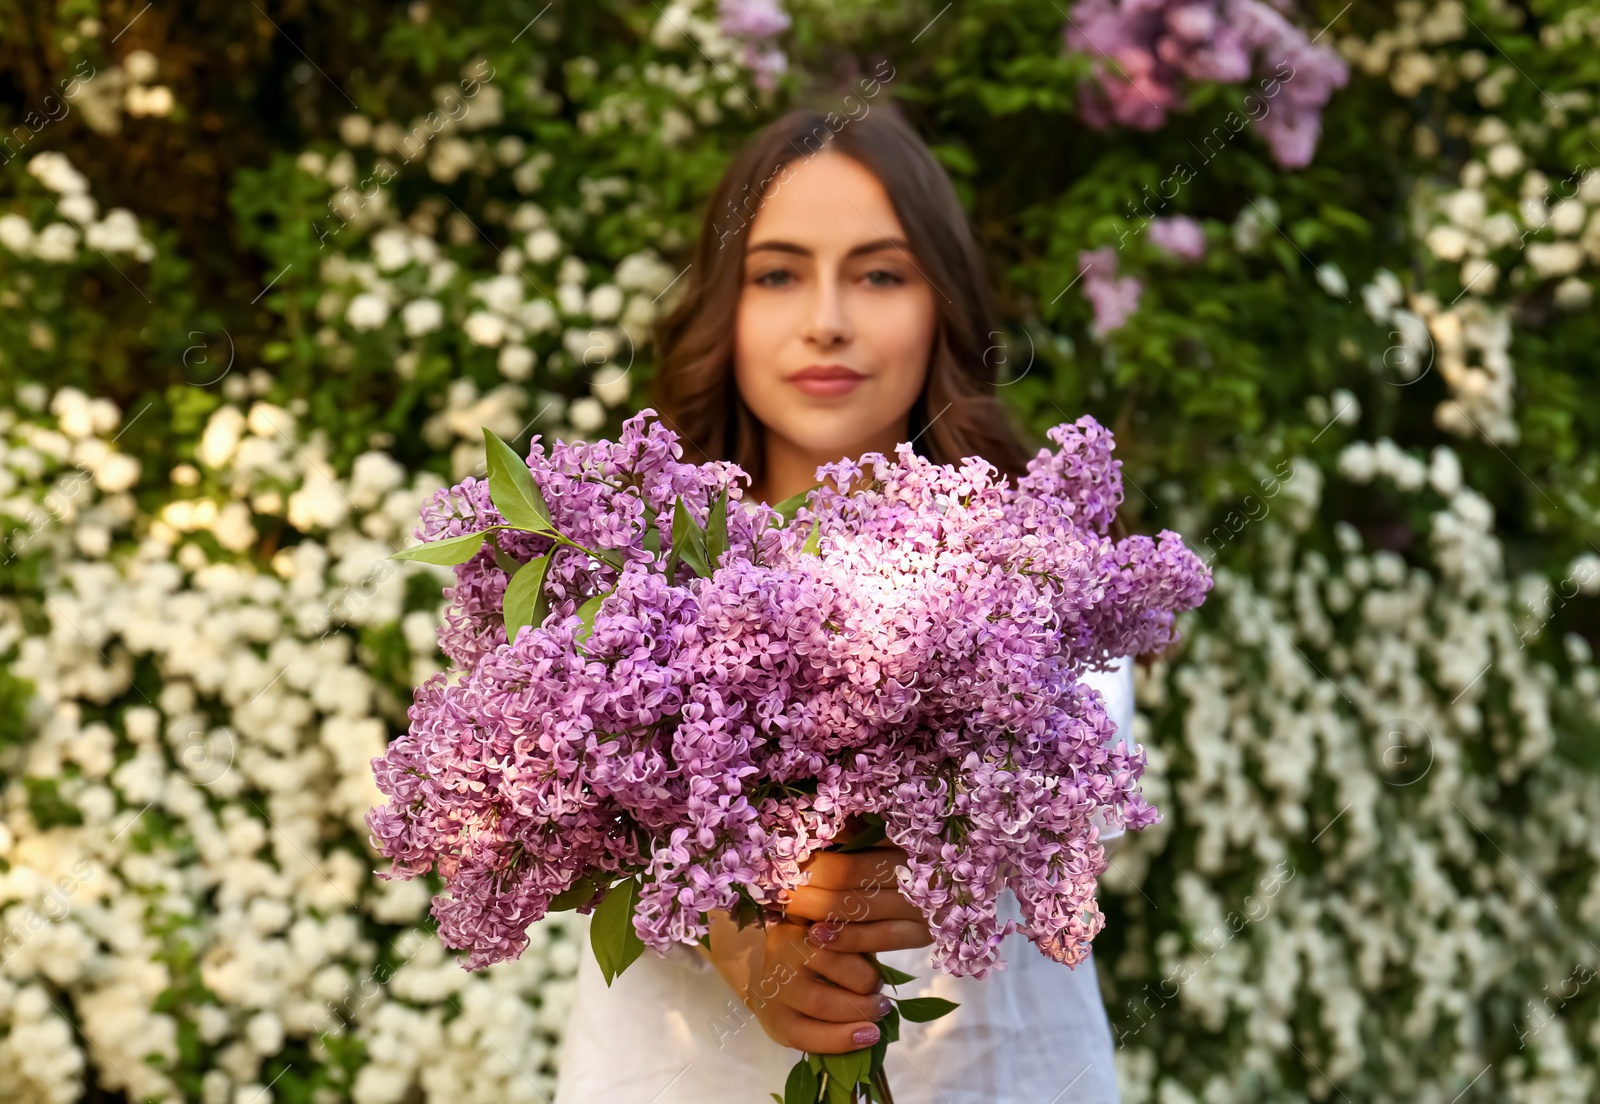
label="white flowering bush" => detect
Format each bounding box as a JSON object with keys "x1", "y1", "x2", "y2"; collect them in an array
[
  {"x1": 0, "y1": 378, "x2": 587, "y2": 1104},
  {"x1": 2, "y1": 1, "x2": 1596, "y2": 1102}
]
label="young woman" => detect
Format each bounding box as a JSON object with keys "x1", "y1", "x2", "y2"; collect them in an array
[{"x1": 552, "y1": 107, "x2": 1132, "y2": 1104}]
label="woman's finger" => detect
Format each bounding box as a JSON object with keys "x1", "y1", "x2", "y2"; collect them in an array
[
  {"x1": 799, "y1": 945, "x2": 884, "y2": 995},
  {"x1": 799, "y1": 847, "x2": 909, "y2": 890},
  {"x1": 783, "y1": 883, "x2": 923, "y2": 924},
  {"x1": 766, "y1": 924, "x2": 884, "y2": 995},
  {"x1": 805, "y1": 918, "x2": 933, "y2": 954},
  {"x1": 778, "y1": 970, "x2": 893, "y2": 1025},
  {"x1": 766, "y1": 1004, "x2": 885, "y2": 1056}
]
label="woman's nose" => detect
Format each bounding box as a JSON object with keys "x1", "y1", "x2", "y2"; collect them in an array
[{"x1": 804, "y1": 273, "x2": 852, "y2": 348}]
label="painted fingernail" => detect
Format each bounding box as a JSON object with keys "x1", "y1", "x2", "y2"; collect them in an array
[
  {"x1": 807, "y1": 923, "x2": 837, "y2": 945},
  {"x1": 852, "y1": 1025, "x2": 881, "y2": 1046},
  {"x1": 873, "y1": 995, "x2": 892, "y2": 1018},
  {"x1": 776, "y1": 889, "x2": 791, "y2": 904}
]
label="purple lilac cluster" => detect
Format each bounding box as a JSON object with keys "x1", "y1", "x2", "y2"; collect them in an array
[
  {"x1": 1078, "y1": 246, "x2": 1145, "y2": 338},
  {"x1": 368, "y1": 409, "x2": 1211, "y2": 977},
  {"x1": 717, "y1": 0, "x2": 791, "y2": 91},
  {"x1": 1064, "y1": 0, "x2": 1350, "y2": 168},
  {"x1": 1148, "y1": 214, "x2": 1207, "y2": 261}
]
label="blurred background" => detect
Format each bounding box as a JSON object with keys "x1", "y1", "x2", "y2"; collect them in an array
[{"x1": 1, "y1": 1, "x2": 1598, "y2": 1102}]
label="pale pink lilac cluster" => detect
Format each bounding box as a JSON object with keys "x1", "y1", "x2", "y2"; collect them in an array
[
  {"x1": 1064, "y1": 0, "x2": 1350, "y2": 167},
  {"x1": 1078, "y1": 246, "x2": 1144, "y2": 338},
  {"x1": 368, "y1": 409, "x2": 1211, "y2": 977},
  {"x1": 718, "y1": 0, "x2": 791, "y2": 91},
  {"x1": 1149, "y1": 214, "x2": 1207, "y2": 260}
]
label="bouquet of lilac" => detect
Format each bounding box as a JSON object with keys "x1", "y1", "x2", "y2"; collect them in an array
[{"x1": 368, "y1": 408, "x2": 1211, "y2": 1102}]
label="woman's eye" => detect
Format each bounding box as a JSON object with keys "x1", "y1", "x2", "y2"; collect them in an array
[
  {"x1": 753, "y1": 269, "x2": 793, "y2": 287},
  {"x1": 864, "y1": 269, "x2": 905, "y2": 287}
]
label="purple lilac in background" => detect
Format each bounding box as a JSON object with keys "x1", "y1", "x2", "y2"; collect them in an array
[{"x1": 1064, "y1": 0, "x2": 1349, "y2": 168}]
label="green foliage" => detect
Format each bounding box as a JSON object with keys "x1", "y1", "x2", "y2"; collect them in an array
[
  {"x1": 24, "y1": 775, "x2": 83, "y2": 828},
  {"x1": 589, "y1": 876, "x2": 647, "y2": 985}
]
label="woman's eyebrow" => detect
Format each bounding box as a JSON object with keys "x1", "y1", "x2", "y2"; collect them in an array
[{"x1": 745, "y1": 237, "x2": 912, "y2": 259}]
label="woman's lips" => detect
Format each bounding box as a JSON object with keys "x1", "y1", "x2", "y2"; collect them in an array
[
  {"x1": 788, "y1": 367, "x2": 865, "y2": 398},
  {"x1": 791, "y1": 375, "x2": 864, "y2": 397}
]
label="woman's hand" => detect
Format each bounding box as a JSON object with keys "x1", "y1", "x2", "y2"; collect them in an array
[
  {"x1": 699, "y1": 845, "x2": 933, "y2": 1053},
  {"x1": 702, "y1": 911, "x2": 891, "y2": 1053},
  {"x1": 779, "y1": 845, "x2": 933, "y2": 953}
]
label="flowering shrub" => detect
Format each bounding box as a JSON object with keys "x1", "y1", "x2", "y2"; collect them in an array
[
  {"x1": 1, "y1": 1, "x2": 1596, "y2": 1103},
  {"x1": 1064, "y1": 0, "x2": 1350, "y2": 167}
]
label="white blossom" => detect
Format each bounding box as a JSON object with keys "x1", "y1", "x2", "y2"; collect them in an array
[
  {"x1": 34, "y1": 224, "x2": 81, "y2": 263},
  {"x1": 525, "y1": 228, "x2": 561, "y2": 264},
  {"x1": 27, "y1": 151, "x2": 90, "y2": 196},
  {"x1": 462, "y1": 310, "x2": 507, "y2": 346},
  {"x1": 400, "y1": 298, "x2": 444, "y2": 337},
  {"x1": 346, "y1": 293, "x2": 391, "y2": 331},
  {"x1": 566, "y1": 396, "x2": 607, "y2": 433}
]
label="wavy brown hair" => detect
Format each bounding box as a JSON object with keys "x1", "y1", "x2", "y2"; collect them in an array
[{"x1": 648, "y1": 106, "x2": 1040, "y2": 488}]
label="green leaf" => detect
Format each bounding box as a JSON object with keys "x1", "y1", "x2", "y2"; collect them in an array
[
  {"x1": 770, "y1": 482, "x2": 821, "y2": 525},
  {"x1": 503, "y1": 554, "x2": 552, "y2": 641},
  {"x1": 548, "y1": 874, "x2": 601, "y2": 911},
  {"x1": 878, "y1": 1005, "x2": 900, "y2": 1045},
  {"x1": 486, "y1": 529, "x2": 521, "y2": 575},
  {"x1": 800, "y1": 517, "x2": 822, "y2": 557},
  {"x1": 590, "y1": 877, "x2": 646, "y2": 985},
  {"x1": 483, "y1": 427, "x2": 555, "y2": 533},
  {"x1": 868, "y1": 1030, "x2": 888, "y2": 1077},
  {"x1": 873, "y1": 959, "x2": 918, "y2": 987},
  {"x1": 821, "y1": 1050, "x2": 869, "y2": 1102},
  {"x1": 784, "y1": 1058, "x2": 819, "y2": 1104},
  {"x1": 390, "y1": 528, "x2": 497, "y2": 565},
  {"x1": 706, "y1": 487, "x2": 729, "y2": 570},
  {"x1": 671, "y1": 496, "x2": 711, "y2": 577},
  {"x1": 834, "y1": 818, "x2": 886, "y2": 852},
  {"x1": 893, "y1": 996, "x2": 959, "y2": 1022},
  {"x1": 573, "y1": 587, "x2": 614, "y2": 653}
]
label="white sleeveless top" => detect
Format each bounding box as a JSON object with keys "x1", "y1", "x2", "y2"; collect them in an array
[{"x1": 552, "y1": 654, "x2": 1135, "y2": 1104}]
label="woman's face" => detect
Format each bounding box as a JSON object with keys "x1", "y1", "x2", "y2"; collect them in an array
[{"x1": 734, "y1": 150, "x2": 938, "y2": 482}]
